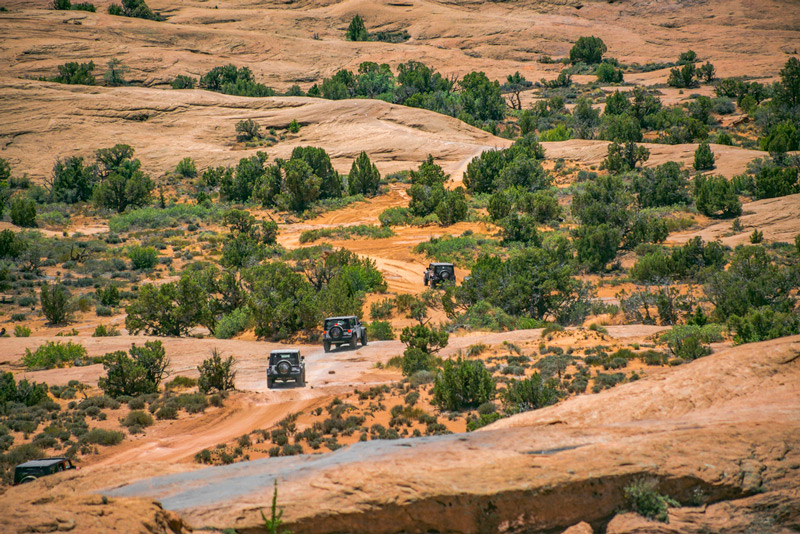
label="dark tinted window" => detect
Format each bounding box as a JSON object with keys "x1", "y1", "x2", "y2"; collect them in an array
[
  {"x1": 324, "y1": 319, "x2": 351, "y2": 329},
  {"x1": 270, "y1": 353, "x2": 299, "y2": 364}
]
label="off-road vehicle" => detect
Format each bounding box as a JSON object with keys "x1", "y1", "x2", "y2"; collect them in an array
[
  {"x1": 424, "y1": 262, "x2": 456, "y2": 288},
  {"x1": 14, "y1": 457, "x2": 76, "y2": 485},
  {"x1": 323, "y1": 316, "x2": 367, "y2": 352},
  {"x1": 266, "y1": 350, "x2": 306, "y2": 388}
]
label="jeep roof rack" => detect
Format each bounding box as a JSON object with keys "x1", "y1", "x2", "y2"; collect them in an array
[{"x1": 270, "y1": 349, "x2": 300, "y2": 354}]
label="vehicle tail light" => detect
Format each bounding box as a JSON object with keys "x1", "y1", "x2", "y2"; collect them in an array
[
  {"x1": 347, "y1": 329, "x2": 351, "y2": 333},
  {"x1": 323, "y1": 331, "x2": 327, "y2": 335}
]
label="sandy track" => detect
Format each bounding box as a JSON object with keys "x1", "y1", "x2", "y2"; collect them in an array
[{"x1": 3, "y1": 326, "x2": 665, "y2": 467}]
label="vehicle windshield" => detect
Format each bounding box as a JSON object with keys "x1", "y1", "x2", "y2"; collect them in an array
[
  {"x1": 324, "y1": 318, "x2": 351, "y2": 330},
  {"x1": 270, "y1": 353, "x2": 299, "y2": 364}
]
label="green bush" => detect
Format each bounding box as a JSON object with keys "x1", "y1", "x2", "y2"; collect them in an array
[
  {"x1": 93, "y1": 324, "x2": 121, "y2": 337},
  {"x1": 367, "y1": 321, "x2": 394, "y2": 340},
  {"x1": 501, "y1": 373, "x2": 558, "y2": 414},
  {"x1": 128, "y1": 245, "x2": 158, "y2": 270},
  {"x1": 51, "y1": 61, "x2": 96, "y2": 85},
  {"x1": 569, "y1": 36, "x2": 607, "y2": 64},
  {"x1": 165, "y1": 376, "x2": 197, "y2": 390},
  {"x1": 624, "y1": 479, "x2": 679, "y2": 523},
  {"x1": 345, "y1": 14, "x2": 369, "y2": 41},
  {"x1": 107, "y1": 0, "x2": 161, "y2": 21},
  {"x1": 214, "y1": 308, "x2": 251, "y2": 339},
  {"x1": 729, "y1": 307, "x2": 800, "y2": 345},
  {"x1": 22, "y1": 341, "x2": 87, "y2": 370},
  {"x1": 171, "y1": 75, "x2": 196, "y2": 89},
  {"x1": 348, "y1": 151, "x2": 381, "y2": 196},
  {"x1": 694, "y1": 175, "x2": 741, "y2": 218},
  {"x1": 99, "y1": 341, "x2": 169, "y2": 398},
  {"x1": 369, "y1": 298, "x2": 394, "y2": 320},
  {"x1": 14, "y1": 325, "x2": 31, "y2": 338},
  {"x1": 40, "y1": 282, "x2": 72, "y2": 325},
  {"x1": 432, "y1": 358, "x2": 496, "y2": 411},
  {"x1": 123, "y1": 410, "x2": 154, "y2": 428},
  {"x1": 175, "y1": 157, "x2": 197, "y2": 178},
  {"x1": 197, "y1": 349, "x2": 236, "y2": 393},
  {"x1": 109, "y1": 204, "x2": 221, "y2": 232},
  {"x1": 660, "y1": 324, "x2": 724, "y2": 361},
  {"x1": 10, "y1": 197, "x2": 37, "y2": 228},
  {"x1": 693, "y1": 142, "x2": 716, "y2": 170},
  {"x1": 299, "y1": 224, "x2": 394, "y2": 243},
  {"x1": 596, "y1": 62, "x2": 623, "y2": 83},
  {"x1": 81, "y1": 428, "x2": 124, "y2": 446}
]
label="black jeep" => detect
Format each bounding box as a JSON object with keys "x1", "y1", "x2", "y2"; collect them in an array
[
  {"x1": 424, "y1": 262, "x2": 456, "y2": 288},
  {"x1": 14, "y1": 457, "x2": 76, "y2": 485},
  {"x1": 267, "y1": 350, "x2": 306, "y2": 388},
  {"x1": 323, "y1": 316, "x2": 367, "y2": 352}
]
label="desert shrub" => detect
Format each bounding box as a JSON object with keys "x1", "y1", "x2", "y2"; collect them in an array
[
  {"x1": 369, "y1": 298, "x2": 394, "y2": 320},
  {"x1": 10, "y1": 197, "x2": 37, "y2": 228},
  {"x1": 40, "y1": 282, "x2": 72, "y2": 325},
  {"x1": 22, "y1": 341, "x2": 87, "y2": 370},
  {"x1": 754, "y1": 165, "x2": 799, "y2": 199},
  {"x1": 432, "y1": 358, "x2": 495, "y2": 411},
  {"x1": 458, "y1": 240, "x2": 590, "y2": 325},
  {"x1": 14, "y1": 325, "x2": 31, "y2": 338},
  {"x1": 107, "y1": 0, "x2": 161, "y2": 21},
  {"x1": 51, "y1": 61, "x2": 96, "y2": 85},
  {"x1": 501, "y1": 374, "x2": 559, "y2": 414},
  {"x1": 235, "y1": 119, "x2": 261, "y2": 141},
  {"x1": 668, "y1": 63, "x2": 698, "y2": 89},
  {"x1": 693, "y1": 142, "x2": 715, "y2": 171},
  {"x1": 175, "y1": 393, "x2": 207, "y2": 414},
  {"x1": 632, "y1": 161, "x2": 690, "y2": 208},
  {"x1": 596, "y1": 62, "x2": 623, "y2": 83},
  {"x1": 128, "y1": 246, "x2": 158, "y2": 270},
  {"x1": 81, "y1": 428, "x2": 124, "y2": 446},
  {"x1": 625, "y1": 479, "x2": 679, "y2": 523},
  {"x1": 569, "y1": 36, "x2": 607, "y2": 64},
  {"x1": 348, "y1": 151, "x2": 381, "y2": 196},
  {"x1": 214, "y1": 308, "x2": 250, "y2": 339},
  {"x1": 175, "y1": 157, "x2": 197, "y2": 178},
  {"x1": 93, "y1": 324, "x2": 121, "y2": 337},
  {"x1": 694, "y1": 175, "x2": 741, "y2": 218},
  {"x1": 165, "y1": 376, "x2": 197, "y2": 390},
  {"x1": 99, "y1": 341, "x2": 169, "y2": 398},
  {"x1": 705, "y1": 246, "x2": 796, "y2": 320},
  {"x1": 109, "y1": 204, "x2": 221, "y2": 232},
  {"x1": 122, "y1": 410, "x2": 154, "y2": 428},
  {"x1": 197, "y1": 349, "x2": 236, "y2": 393},
  {"x1": 299, "y1": 225, "x2": 394, "y2": 243},
  {"x1": 96, "y1": 285, "x2": 120, "y2": 306},
  {"x1": 171, "y1": 75, "x2": 196, "y2": 89},
  {"x1": 155, "y1": 403, "x2": 178, "y2": 420},
  {"x1": 345, "y1": 14, "x2": 369, "y2": 41},
  {"x1": 575, "y1": 224, "x2": 622, "y2": 272},
  {"x1": 660, "y1": 324, "x2": 723, "y2": 361},
  {"x1": 367, "y1": 321, "x2": 394, "y2": 340},
  {"x1": 592, "y1": 372, "x2": 626, "y2": 392},
  {"x1": 729, "y1": 307, "x2": 800, "y2": 345}
]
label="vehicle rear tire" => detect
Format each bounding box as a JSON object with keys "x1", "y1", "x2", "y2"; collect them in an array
[
  {"x1": 267, "y1": 378, "x2": 274, "y2": 389},
  {"x1": 323, "y1": 341, "x2": 330, "y2": 353},
  {"x1": 361, "y1": 330, "x2": 368, "y2": 346},
  {"x1": 350, "y1": 336, "x2": 357, "y2": 349},
  {"x1": 20, "y1": 476, "x2": 37, "y2": 484}
]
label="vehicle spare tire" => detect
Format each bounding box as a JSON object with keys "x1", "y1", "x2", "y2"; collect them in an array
[
  {"x1": 440, "y1": 270, "x2": 450, "y2": 279},
  {"x1": 277, "y1": 361, "x2": 291, "y2": 374},
  {"x1": 330, "y1": 326, "x2": 343, "y2": 339}
]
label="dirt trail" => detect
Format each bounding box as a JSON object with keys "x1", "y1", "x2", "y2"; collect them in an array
[
  {"x1": 4, "y1": 326, "x2": 665, "y2": 469},
  {"x1": 93, "y1": 335, "x2": 800, "y2": 534}
]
